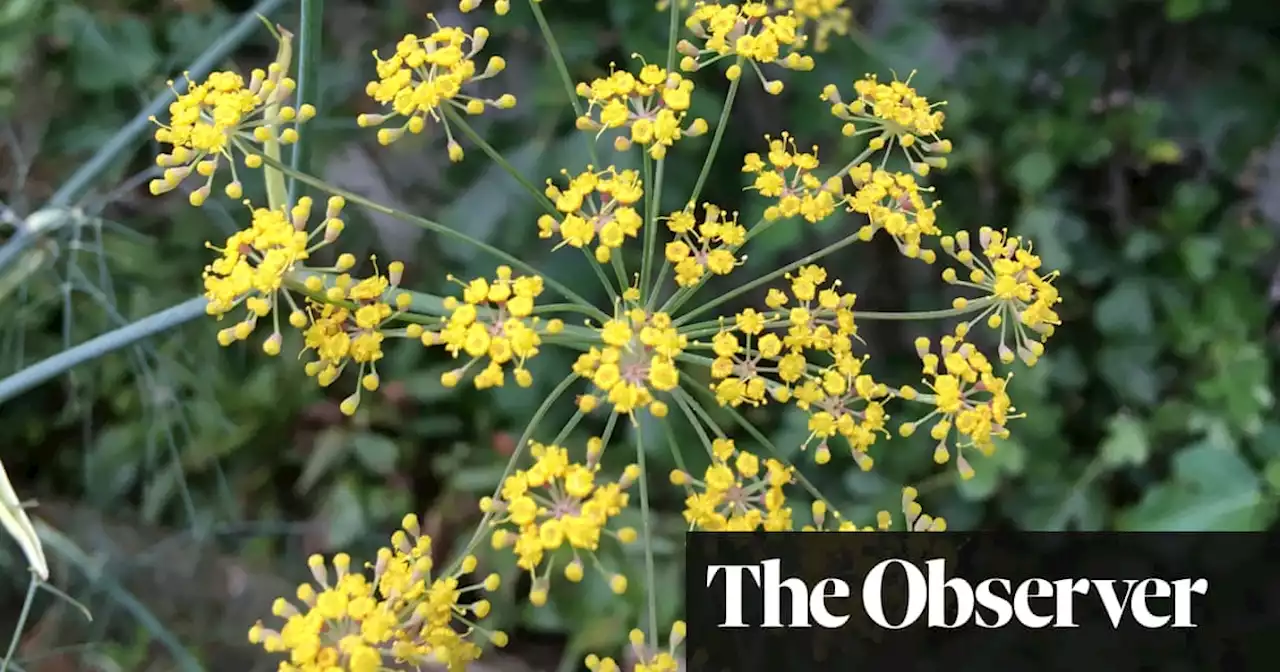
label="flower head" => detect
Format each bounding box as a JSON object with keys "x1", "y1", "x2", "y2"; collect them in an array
[
  {"x1": 150, "y1": 64, "x2": 314, "y2": 205},
  {"x1": 357, "y1": 15, "x2": 514, "y2": 161},
  {"x1": 249, "y1": 517, "x2": 505, "y2": 672},
  {"x1": 679, "y1": 2, "x2": 814, "y2": 94},
  {"x1": 671, "y1": 440, "x2": 794, "y2": 531},
  {"x1": 586, "y1": 622, "x2": 687, "y2": 672},
  {"x1": 845, "y1": 163, "x2": 940, "y2": 262},
  {"x1": 419, "y1": 267, "x2": 562, "y2": 390},
  {"x1": 576, "y1": 60, "x2": 708, "y2": 159},
  {"x1": 299, "y1": 258, "x2": 414, "y2": 415},
  {"x1": 742, "y1": 132, "x2": 843, "y2": 223},
  {"x1": 663, "y1": 203, "x2": 746, "y2": 287},
  {"x1": 940, "y1": 228, "x2": 1061, "y2": 365},
  {"x1": 574, "y1": 305, "x2": 687, "y2": 417},
  {"x1": 781, "y1": 0, "x2": 853, "y2": 53},
  {"x1": 821, "y1": 71, "x2": 951, "y2": 172},
  {"x1": 538, "y1": 166, "x2": 645, "y2": 264},
  {"x1": 204, "y1": 196, "x2": 345, "y2": 351},
  {"x1": 484, "y1": 439, "x2": 639, "y2": 604},
  {"x1": 897, "y1": 335, "x2": 1019, "y2": 479}
]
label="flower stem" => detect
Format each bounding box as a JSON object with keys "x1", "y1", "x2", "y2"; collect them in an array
[
  {"x1": 640, "y1": 152, "x2": 659, "y2": 303},
  {"x1": 251, "y1": 152, "x2": 608, "y2": 322},
  {"x1": 1, "y1": 574, "x2": 37, "y2": 672},
  {"x1": 526, "y1": 0, "x2": 599, "y2": 167},
  {"x1": 677, "y1": 297, "x2": 999, "y2": 338},
  {"x1": 633, "y1": 418, "x2": 660, "y2": 642},
  {"x1": 444, "y1": 372, "x2": 580, "y2": 576}
]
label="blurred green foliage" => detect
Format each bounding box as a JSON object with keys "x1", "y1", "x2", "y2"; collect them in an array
[{"x1": 2, "y1": 0, "x2": 1280, "y2": 668}]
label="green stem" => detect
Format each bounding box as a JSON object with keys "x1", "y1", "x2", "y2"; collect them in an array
[
  {"x1": 1, "y1": 575, "x2": 37, "y2": 672},
  {"x1": 634, "y1": 419, "x2": 660, "y2": 642},
  {"x1": 640, "y1": 153, "x2": 658, "y2": 303},
  {"x1": 263, "y1": 28, "x2": 294, "y2": 211},
  {"x1": 444, "y1": 372, "x2": 579, "y2": 575},
  {"x1": 673, "y1": 232, "x2": 860, "y2": 327},
  {"x1": 288, "y1": 0, "x2": 324, "y2": 207},
  {"x1": 527, "y1": 0, "x2": 599, "y2": 166},
  {"x1": 643, "y1": 0, "x2": 683, "y2": 311},
  {"x1": 250, "y1": 152, "x2": 608, "y2": 321},
  {"x1": 671, "y1": 388, "x2": 716, "y2": 460},
  {"x1": 0, "y1": 297, "x2": 207, "y2": 405}
]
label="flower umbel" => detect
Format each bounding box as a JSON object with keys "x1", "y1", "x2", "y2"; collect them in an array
[
  {"x1": 150, "y1": 64, "x2": 314, "y2": 205},
  {"x1": 249, "y1": 516, "x2": 507, "y2": 672},
  {"x1": 484, "y1": 439, "x2": 639, "y2": 605},
  {"x1": 419, "y1": 267, "x2": 563, "y2": 390},
  {"x1": 538, "y1": 166, "x2": 645, "y2": 264},
  {"x1": 358, "y1": 14, "x2": 515, "y2": 161},
  {"x1": 742, "y1": 131, "x2": 843, "y2": 223},
  {"x1": 940, "y1": 227, "x2": 1061, "y2": 365},
  {"x1": 821, "y1": 72, "x2": 951, "y2": 172},
  {"x1": 576, "y1": 60, "x2": 708, "y2": 159},
  {"x1": 663, "y1": 203, "x2": 746, "y2": 287},
  {"x1": 679, "y1": 1, "x2": 815, "y2": 94},
  {"x1": 574, "y1": 304, "x2": 687, "y2": 417},
  {"x1": 844, "y1": 162, "x2": 941, "y2": 262},
  {"x1": 586, "y1": 622, "x2": 687, "y2": 672},
  {"x1": 671, "y1": 439, "x2": 794, "y2": 531}
]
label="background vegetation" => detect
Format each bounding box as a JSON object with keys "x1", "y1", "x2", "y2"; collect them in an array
[{"x1": 2, "y1": 0, "x2": 1279, "y2": 669}]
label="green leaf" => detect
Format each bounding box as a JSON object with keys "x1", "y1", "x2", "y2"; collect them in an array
[
  {"x1": 956, "y1": 437, "x2": 1024, "y2": 501},
  {"x1": 1093, "y1": 278, "x2": 1154, "y2": 335},
  {"x1": 351, "y1": 433, "x2": 400, "y2": 475},
  {"x1": 1117, "y1": 442, "x2": 1274, "y2": 531},
  {"x1": 1098, "y1": 413, "x2": 1149, "y2": 468},
  {"x1": 322, "y1": 480, "x2": 366, "y2": 549},
  {"x1": 65, "y1": 13, "x2": 160, "y2": 91},
  {"x1": 1166, "y1": 0, "x2": 1203, "y2": 21}
]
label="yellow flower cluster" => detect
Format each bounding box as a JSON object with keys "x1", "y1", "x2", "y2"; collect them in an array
[
  {"x1": 783, "y1": 0, "x2": 854, "y2": 52},
  {"x1": 586, "y1": 623, "x2": 686, "y2": 672},
  {"x1": 742, "y1": 132, "x2": 843, "y2": 223},
  {"x1": 671, "y1": 439, "x2": 794, "y2": 531},
  {"x1": 484, "y1": 439, "x2": 639, "y2": 604},
  {"x1": 538, "y1": 166, "x2": 645, "y2": 264},
  {"x1": 298, "y1": 259, "x2": 413, "y2": 415},
  {"x1": 357, "y1": 15, "x2": 515, "y2": 161},
  {"x1": 576, "y1": 61, "x2": 708, "y2": 159},
  {"x1": 845, "y1": 162, "x2": 941, "y2": 262},
  {"x1": 574, "y1": 306, "x2": 687, "y2": 416},
  {"x1": 204, "y1": 197, "x2": 342, "y2": 349},
  {"x1": 151, "y1": 65, "x2": 314, "y2": 205},
  {"x1": 413, "y1": 267, "x2": 562, "y2": 390},
  {"x1": 249, "y1": 516, "x2": 506, "y2": 672},
  {"x1": 897, "y1": 334, "x2": 1016, "y2": 479},
  {"x1": 663, "y1": 203, "x2": 746, "y2": 287},
  {"x1": 821, "y1": 73, "x2": 952, "y2": 169},
  {"x1": 941, "y1": 227, "x2": 1061, "y2": 365},
  {"x1": 679, "y1": 1, "x2": 815, "y2": 94}
]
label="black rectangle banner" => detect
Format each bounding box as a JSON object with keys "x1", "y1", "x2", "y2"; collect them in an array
[{"x1": 685, "y1": 532, "x2": 1280, "y2": 671}]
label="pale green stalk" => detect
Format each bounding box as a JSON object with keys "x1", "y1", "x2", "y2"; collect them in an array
[
  {"x1": 639, "y1": 0, "x2": 682, "y2": 307},
  {"x1": 0, "y1": 297, "x2": 207, "y2": 405},
  {"x1": 633, "y1": 419, "x2": 659, "y2": 642},
  {"x1": 526, "y1": 0, "x2": 599, "y2": 167},
  {"x1": 262, "y1": 28, "x2": 293, "y2": 211},
  {"x1": 1, "y1": 576, "x2": 37, "y2": 672},
  {"x1": 678, "y1": 298, "x2": 999, "y2": 338}
]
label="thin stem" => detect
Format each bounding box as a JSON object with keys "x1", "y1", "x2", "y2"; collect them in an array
[
  {"x1": 288, "y1": 0, "x2": 324, "y2": 207},
  {"x1": 640, "y1": 153, "x2": 658, "y2": 303},
  {"x1": 677, "y1": 298, "x2": 999, "y2": 338},
  {"x1": 634, "y1": 419, "x2": 659, "y2": 642},
  {"x1": 444, "y1": 372, "x2": 580, "y2": 575},
  {"x1": 250, "y1": 152, "x2": 608, "y2": 321},
  {"x1": 0, "y1": 296, "x2": 207, "y2": 404},
  {"x1": 527, "y1": 0, "x2": 599, "y2": 166},
  {"x1": 673, "y1": 233, "x2": 860, "y2": 327},
  {"x1": 643, "y1": 0, "x2": 685, "y2": 311},
  {"x1": 1, "y1": 575, "x2": 37, "y2": 671},
  {"x1": 672, "y1": 388, "x2": 716, "y2": 460}
]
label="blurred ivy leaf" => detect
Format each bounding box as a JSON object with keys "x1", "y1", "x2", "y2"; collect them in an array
[
  {"x1": 59, "y1": 9, "x2": 159, "y2": 92},
  {"x1": 956, "y1": 437, "x2": 1025, "y2": 501},
  {"x1": 1118, "y1": 441, "x2": 1273, "y2": 531},
  {"x1": 1094, "y1": 278, "x2": 1154, "y2": 335},
  {"x1": 164, "y1": 11, "x2": 234, "y2": 65},
  {"x1": 1180, "y1": 236, "x2": 1222, "y2": 282},
  {"x1": 352, "y1": 433, "x2": 399, "y2": 475},
  {"x1": 1098, "y1": 413, "x2": 1149, "y2": 468}
]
